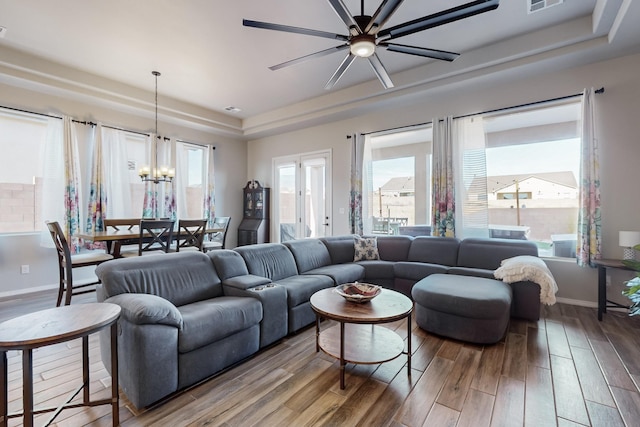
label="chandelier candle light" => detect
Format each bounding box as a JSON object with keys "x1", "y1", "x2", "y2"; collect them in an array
[
  {"x1": 139, "y1": 71, "x2": 174, "y2": 183},
  {"x1": 619, "y1": 231, "x2": 640, "y2": 260}
]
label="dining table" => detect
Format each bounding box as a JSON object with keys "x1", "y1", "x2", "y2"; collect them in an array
[{"x1": 78, "y1": 225, "x2": 224, "y2": 257}]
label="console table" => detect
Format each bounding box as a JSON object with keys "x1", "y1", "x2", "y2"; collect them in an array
[
  {"x1": 592, "y1": 259, "x2": 632, "y2": 321},
  {"x1": 0, "y1": 303, "x2": 121, "y2": 427}
]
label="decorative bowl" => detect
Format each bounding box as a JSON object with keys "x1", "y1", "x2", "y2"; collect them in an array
[{"x1": 335, "y1": 282, "x2": 381, "y2": 303}]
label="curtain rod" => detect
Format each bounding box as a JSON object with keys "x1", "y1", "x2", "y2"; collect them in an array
[
  {"x1": 454, "y1": 87, "x2": 604, "y2": 120},
  {"x1": 176, "y1": 139, "x2": 215, "y2": 149},
  {"x1": 350, "y1": 87, "x2": 604, "y2": 138},
  {"x1": 0, "y1": 104, "x2": 170, "y2": 138}
]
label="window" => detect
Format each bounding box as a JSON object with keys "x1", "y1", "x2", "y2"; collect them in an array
[
  {"x1": 456, "y1": 100, "x2": 581, "y2": 257},
  {"x1": 366, "y1": 125, "x2": 432, "y2": 235},
  {"x1": 176, "y1": 142, "x2": 208, "y2": 218},
  {"x1": 0, "y1": 109, "x2": 49, "y2": 233}
]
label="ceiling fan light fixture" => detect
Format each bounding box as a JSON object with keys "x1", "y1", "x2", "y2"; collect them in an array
[{"x1": 350, "y1": 35, "x2": 376, "y2": 57}]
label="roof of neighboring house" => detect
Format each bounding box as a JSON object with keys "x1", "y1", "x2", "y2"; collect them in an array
[
  {"x1": 380, "y1": 176, "x2": 415, "y2": 193},
  {"x1": 483, "y1": 171, "x2": 578, "y2": 193}
]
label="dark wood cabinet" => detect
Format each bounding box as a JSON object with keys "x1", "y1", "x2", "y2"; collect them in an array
[{"x1": 237, "y1": 180, "x2": 270, "y2": 246}]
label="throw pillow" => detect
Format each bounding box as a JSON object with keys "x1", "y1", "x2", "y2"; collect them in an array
[{"x1": 354, "y1": 236, "x2": 380, "y2": 261}]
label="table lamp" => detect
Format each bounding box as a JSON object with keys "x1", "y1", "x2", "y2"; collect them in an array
[{"x1": 619, "y1": 231, "x2": 640, "y2": 260}]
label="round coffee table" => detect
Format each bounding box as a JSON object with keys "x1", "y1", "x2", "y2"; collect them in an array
[
  {"x1": 310, "y1": 287, "x2": 413, "y2": 389},
  {"x1": 0, "y1": 303, "x2": 121, "y2": 427}
]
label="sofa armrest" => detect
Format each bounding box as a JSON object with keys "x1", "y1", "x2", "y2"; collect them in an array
[
  {"x1": 105, "y1": 294, "x2": 183, "y2": 328},
  {"x1": 222, "y1": 274, "x2": 272, "y2": 291},
  {"x1": 222, "y1": 282, "x2": 288, "y2": 348}
]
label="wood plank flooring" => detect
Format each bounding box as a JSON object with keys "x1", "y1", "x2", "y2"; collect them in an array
[{"x1": 2, "y1": 290, "x2": 640, "y2": 426}]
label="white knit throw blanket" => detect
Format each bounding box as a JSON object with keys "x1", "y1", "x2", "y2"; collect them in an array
[{"x1": 494, "y1": 255, "x2": 558, "y2": 305}]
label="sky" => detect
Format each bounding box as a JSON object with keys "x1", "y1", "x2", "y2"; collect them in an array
[{"x1": 371, "y1": 138, "x2": 580, "y2": 189}]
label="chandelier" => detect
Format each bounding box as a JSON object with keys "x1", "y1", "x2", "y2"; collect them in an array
[{"x1": 139, "y1": 71, "x2": 174, "y2": 183}]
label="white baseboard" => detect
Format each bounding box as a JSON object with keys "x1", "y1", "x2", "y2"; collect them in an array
[
  {"x1": 555, "y1": 297, "x2": 596, "y2": 308},
  {"x1": 0, "y1": 283, "x2": 58, "y2": 300}
]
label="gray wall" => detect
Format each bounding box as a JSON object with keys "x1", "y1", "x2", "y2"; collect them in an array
[
  {"x1": 246, "y1": 52, "x2": 640, "y2": 308},
  {"x1": 0, "y1": 82, "x2": 247, "y2": 297}
]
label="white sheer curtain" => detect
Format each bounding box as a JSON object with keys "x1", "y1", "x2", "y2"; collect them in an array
[
  {"x1": 453, "y1": 115, "x2": 489, "y2": 238},
  {"x1": 101, "y1": 126, "x2": 133, "y2": 218},
  {"x1": 40, "y1": 117, "x2": 64, "y2": 247}
]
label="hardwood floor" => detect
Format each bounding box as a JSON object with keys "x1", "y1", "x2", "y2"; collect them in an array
[{"x1": 2, "y1": 290, "x2": 640, "y2": 426}]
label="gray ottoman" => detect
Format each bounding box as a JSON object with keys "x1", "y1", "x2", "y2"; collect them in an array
[{"x1": 412, "y1": 274, "x2": 512, "y2": 344}]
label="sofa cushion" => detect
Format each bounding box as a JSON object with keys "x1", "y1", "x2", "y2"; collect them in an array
[
  {"x1": 303, "y1": 263, "x2": 365, "y2": 285},
  {"x1": 177, "y1": 296, "x2": 262, "y2": 353},
  {"x1": 448, "y1": 267, "x2": 495, "y2": 279},
  {"x1": 358, "y1": 260, "x2": 396, "y2": 280},
  {"x1": 394, "y1": 261, "x2": 450, "y2": 281},
  {"x1": 320, "y1": 235, "x2": 357, "y2": 264},
  {"x1": 456, "y1": 238, "x2": 538, "y2": 270},
  {"x1": 354, "y1": 236, "x2": 380, "y2": 261},
  {"x1": 208, "y1": 249, "x2": 249, "y2": 280},
  {"x1": 96, "y1": 252, "x2": 223, "y2": 307},
  {"x1": 412, "y1": 274, "x2": 512, "y2": 319},
  {"x1": 408, "y1": 236, "x2": 459, "y2": 266},
  {"x1": 284, "y1": 239, "x2": 332, "y2": 273},
  {"x1": 235, "y1": 243, "x2": 299, "y2": 281},
  {"x1": 275, "y1": 274, "x2": 334, "y2": 307},
  {"x1": 371, "y1": 235, "x2": 413, "y2": 261}
]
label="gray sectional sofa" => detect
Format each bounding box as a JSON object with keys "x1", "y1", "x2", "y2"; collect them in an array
[{"x1": 95, "y1": 234, "x2": 541, "y2": 408}]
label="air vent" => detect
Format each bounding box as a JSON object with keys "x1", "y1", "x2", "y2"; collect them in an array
[{"x1": 528, "y1": 0, "x2": 564, "y2": 14}]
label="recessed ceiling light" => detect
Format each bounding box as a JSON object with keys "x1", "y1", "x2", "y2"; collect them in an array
[
  {"x1": 224, "y1": 106, "x2": 241, "y2": 113},
  {"x1": 0, "y1": 27, "x2": 7, "y2": 38}
]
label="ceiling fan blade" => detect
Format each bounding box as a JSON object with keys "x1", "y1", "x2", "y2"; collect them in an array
[
  {"x1": 365, "y1": 0, "x2": 405, "y2": 34},
  {"x1": 269, "y1": 44, "x2": 349, "y2": 71},
  {"x1": 367, "y1": 54, "x2": 394, "y2": 89},
  {"x1": 378, "y1": 0, "x2": 499, "y2": 41},
  {"x1": 327, "y1": 0, "x2": 361, "y2": 35},
  {"x1": 325, "y1": 53, "x2": 357, "y2": 90},
  {"x1": 243, "y1": 19, "x2": 348, "y2": 41},
  {"x1": 381, "y1": 43, "x2": 460, "y2": 62}
]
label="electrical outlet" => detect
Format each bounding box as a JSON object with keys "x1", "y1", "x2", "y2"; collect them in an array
[
  {"x1": 21, "y1": 264, "x2": 30, "y2": 274},
  {"x1": 606, "y1": 274, "x2": 611, "y2": 287}
]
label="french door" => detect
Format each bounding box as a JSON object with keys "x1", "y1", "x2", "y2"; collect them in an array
[{"x1": 273, "y1": 150, "x2": 332, "y2": 242}]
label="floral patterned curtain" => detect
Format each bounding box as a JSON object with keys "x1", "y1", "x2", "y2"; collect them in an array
[
  {"x1": 431, "y1": 116, "x2": 456, "y2": 237},
  {"x1": 577, "y1": 88, "x2": 602, "y2": 267},
  {"x1": 349, "y1": 134, "x2": 364, "y2": 235},
  {"x1": 85, "y1": 124, "x2": 107, "y2": 249},
  {"x1": 63, "y1": 116, "x2": 82, "y2": 253},
  {"x1": 204, "y1": 146, "x2": 216, "y2": 228},
  {"x1": 159, "y1": 137, "x2": 176, "y2": 220}
]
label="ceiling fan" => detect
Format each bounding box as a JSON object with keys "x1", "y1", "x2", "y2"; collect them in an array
[{"x1": 243, "y1": 0, "x2": 500, "y2": 90}]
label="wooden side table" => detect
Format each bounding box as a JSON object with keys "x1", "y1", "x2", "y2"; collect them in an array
[
  {"x1": 592, "y1": 259, "x2": 632, "y2": 321},
  {"x1": 310, "y1": 288, "x2": 413, "y2": 389},
  {"x1": 0, "y1": 303, "x2": 121, "y2": 427}
]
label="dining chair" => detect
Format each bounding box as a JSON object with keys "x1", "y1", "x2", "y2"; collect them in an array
[
  {"x1": 46, "y1": 221, "x2": 114, "y2": 306},
  {"x1": 104, "y1": 218, "x2": 141, "y2": 256},
  {"x1": 202, "y1": 217, "x2": 231, "y2": 252},
  {"x1": 174, "y1": 219, "x2": 207, "y2": 252},
  {"x1": 120, "y1": 219, "x2": 175, "y2": 257}
]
